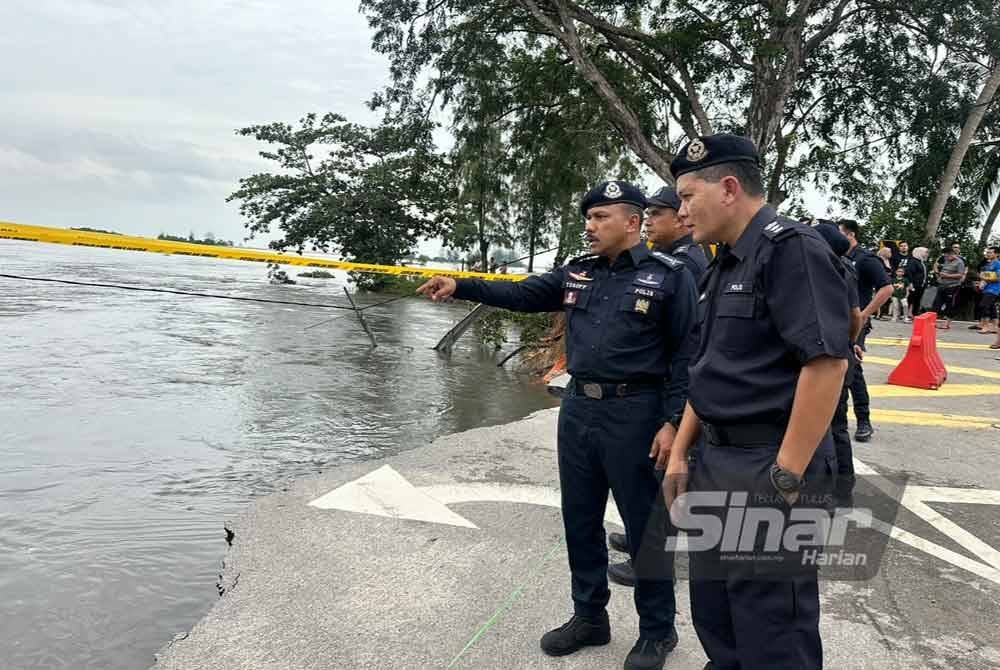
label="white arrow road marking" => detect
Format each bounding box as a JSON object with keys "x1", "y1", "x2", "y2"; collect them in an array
[
  {"x1": 308, "y1": 467, "x2": 625, "y2": 529},
  {"x1": 309, "y1": 462, "x2": 1000, "y2": 585},
  {"x1": 422, "y1": 483, "x2": 624, "y2": 527},
  {"x1": 855, "y1": 458, "x2": 1000, "y2": 583},
  {"x1": 308, "y1": 465, "x2": 478, "y2": 528}
]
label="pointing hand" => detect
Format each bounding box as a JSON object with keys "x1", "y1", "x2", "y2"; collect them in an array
[{"x1": 416, "y1": 276, "x2": 457, "y2": 302}]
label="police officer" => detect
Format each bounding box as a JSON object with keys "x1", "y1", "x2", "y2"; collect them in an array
[
  {"x1": 417, "y1": 181, "x2": 697, "y2": 670},
  {"x1": 813, "y1": 222, "x2": 864, "y2": 505},
  {"x1": 661, "y1": 134, "x2": 849, "y2": 670},
  {"x1": 607, "y1": 184, "x2": 708, "y2": 588},
  {"x1": 839, "y1": 220, "x2": 891, "y2": 442}
]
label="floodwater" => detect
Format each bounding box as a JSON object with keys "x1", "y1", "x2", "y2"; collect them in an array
[{"x1": 0, "y1": 240, "x2": 557, "y2": 670}]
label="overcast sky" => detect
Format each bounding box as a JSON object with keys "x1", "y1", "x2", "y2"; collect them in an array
[{"x1": 0, "y1": 0, "x2": 389, "y2": 245}]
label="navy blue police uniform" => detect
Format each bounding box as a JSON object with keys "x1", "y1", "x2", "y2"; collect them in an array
[
  {"x1": 814, "y1": 223, "x2": 862, "y2": 501},
  {"x1": 451, "y1": 181, "x2": 697, "y2": 647},
  {"x1": 671, "y1": 135, "x2": 850, "y2": 670},
  {"x1": 844, "y1": 243, "x2": 890, "y2": 430},
  {"x1": 647, "y1": 186, "x2": 709, "y2": 283}
]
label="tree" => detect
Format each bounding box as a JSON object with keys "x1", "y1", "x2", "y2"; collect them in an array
[
  {"x1": 227, "y1": 113, "x2": 454, "y2": 286},
  {"x1": 362, "y1": 0, "x2": 952, "y2": 210},
  {"x1": 925, "y1": 62, "x2": 1000, "y2": 241}
]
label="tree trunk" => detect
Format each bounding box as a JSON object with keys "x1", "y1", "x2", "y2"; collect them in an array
[
  {"x1": 925, "y1": 61, "x2": 1000, "y2": 243},
  {"x1": 980, "y1": 193, "x2": 1000, "y2": 247},
  {"x1": 517, "y1": 0, "x2": 673, "y2": 181},
  {"x1": 527, "y1": 197, "x2": 538, "y2": 273}
]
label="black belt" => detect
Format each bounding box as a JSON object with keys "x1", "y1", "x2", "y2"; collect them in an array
[
  {"x1": 572, "y1": 379, "x2": 660, "y2": 400},
  {"x1": 702, "y1": 422, "x2": 787, "y2": 446}
]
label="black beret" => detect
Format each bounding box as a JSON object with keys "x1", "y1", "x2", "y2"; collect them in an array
[
  {"x1": 670, "y1": 133, "x2": 761, "y2": 180},
  {"x1": 647, "y1": 186, "x2": 681, "y2": 210},
  {"x1": 580, "y1": 180, "x2": 646, "y2": 216},
  {"x1": 813, "y1": 222, "x2": 850, "y2": 257}
]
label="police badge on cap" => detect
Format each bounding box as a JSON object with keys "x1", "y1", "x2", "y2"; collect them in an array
[
  {"x1": 670, "y1": 133, "x2": 761, "y2": 180},
  {"x1": 580, "y1": 180, "x2": 647, "y2": 216}
]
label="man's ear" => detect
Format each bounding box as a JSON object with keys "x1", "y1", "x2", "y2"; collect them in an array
[{"x1": 720, "y1": 175, "x2": 742, "y2": 203}]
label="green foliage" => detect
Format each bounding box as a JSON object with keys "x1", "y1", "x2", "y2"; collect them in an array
[
  {"x1": 227, "y1": 113, "x2": 456, "y2": 288},
  {"x1": 157, "y1": 232, "x2": 234, "y2": 246},
  {"x1": 477, "y1": 310, "x2": 554, "y2": 350},
  {"x1": 297, "y1": 270, "x2": 336, "y2": 278}
]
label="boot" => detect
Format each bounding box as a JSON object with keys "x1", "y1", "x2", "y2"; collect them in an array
[
  {"x1": 623, "y1": 628, "x2": 678, "y2": 670},
  {"x1": 540, "y1": 612, "x2": 611, "y2": 657}
]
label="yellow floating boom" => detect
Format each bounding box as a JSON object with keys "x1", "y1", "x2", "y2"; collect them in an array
[{"x1": 0, "y1": 221, "x2": 525, "y2": 282}]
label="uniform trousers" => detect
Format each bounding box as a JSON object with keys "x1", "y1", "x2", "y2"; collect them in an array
[
  {"x1": 689, "y1": 435, "x2": 836, "y2": 670},
  {"x1": 557, "y1": 388, "x2": 675, "y2": 639}
]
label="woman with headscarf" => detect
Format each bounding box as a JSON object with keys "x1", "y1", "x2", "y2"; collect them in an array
[{"x1": 875, "y1": 246, "x2": 894, "y2": 319}]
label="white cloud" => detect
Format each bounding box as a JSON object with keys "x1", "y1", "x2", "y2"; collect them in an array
[{"x1": 0, "y1": 0, "x2": 389, "y2": 240}]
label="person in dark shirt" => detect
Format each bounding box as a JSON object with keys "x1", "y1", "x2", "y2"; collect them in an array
[
  {"x1": 662, "y1": 134, "x2": 849, "y2": 670},
  {"x1": 839, "y1": 220, "x2": 892, "y2": 442},
  {"x1": 644, "y1": 186, "x2": 709, "y2": 282},
  {"x1": 604, "y1": 184, "x2": 709, "y2": 589},
  {"x1": 418, "y1": 180, "x2": 697, "y2": 670}
]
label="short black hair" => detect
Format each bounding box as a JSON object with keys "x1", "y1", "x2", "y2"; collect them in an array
[
  {"x1": 989, "y1": 245, "x2": 1000, "y2": 254},
  {"x1": 839, "y1": 219, "x2": 860, "y2": 236},
  {"x1": 622, "y1": 203, "x2": 644, "y2": 222},
  {"x1": 689, "y1": 161, "x2": 765, "y2": 198}
]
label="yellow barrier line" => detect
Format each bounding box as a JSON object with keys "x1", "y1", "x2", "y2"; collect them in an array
[
  {"x1": 864, "y1": 355, "x2": 1000, "y2": 381},
  {"x1": 867, "y1": 409, "x2": 999, "y2": 429},
  {"x1": 867, "y1": 336, "x2": 991, "y2": 351},
  {"x1": 0, "y1": 221, "x2": 526, "y2": 282}
]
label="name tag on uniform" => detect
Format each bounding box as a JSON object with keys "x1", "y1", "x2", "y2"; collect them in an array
[
  {"x1": 564, "y1": 281, "x2": 590, "y2": 290},
  {"x1": 633, "y1": 286, "x2": 657, "y2": 298},
  {"x1": 724, "y1": 282, "x2": 751, "y2": 294}
]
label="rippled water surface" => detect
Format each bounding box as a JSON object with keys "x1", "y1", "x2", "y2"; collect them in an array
[{"x1": 0, "y1": 241, "x2": 557, "y2": 670}]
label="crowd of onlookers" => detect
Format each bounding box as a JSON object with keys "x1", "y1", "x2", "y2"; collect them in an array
[{"x1": 873, "y1": 240, "x2": 1000, "y2": 348}]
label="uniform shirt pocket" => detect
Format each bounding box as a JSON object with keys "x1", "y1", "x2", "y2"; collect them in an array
[{"x1": 713, "y1": 292, "x2": 756, "y2": 351}]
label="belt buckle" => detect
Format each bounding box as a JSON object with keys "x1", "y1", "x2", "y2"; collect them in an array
[{"x1": 583, "y1": 383, "x2": 603, "y2": 400}]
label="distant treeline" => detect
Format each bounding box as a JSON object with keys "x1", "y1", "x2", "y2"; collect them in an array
[
  {"x1": 72, "y1": 227, "x2": 121, "y2": 235},
  {"x1": 157, "y1": 233, "x2": 235, "y2": 247}
]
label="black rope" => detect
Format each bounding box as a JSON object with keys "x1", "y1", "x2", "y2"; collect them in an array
[{"x1": 0, "y1": 273, "x2": 361, "y2": 311}]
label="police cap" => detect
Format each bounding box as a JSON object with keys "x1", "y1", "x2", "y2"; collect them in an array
[
  {"x1": 580, "y1": 180, "x2": 646, "y2": 216},
  {"x1": 670, "y1": 133, "x2": 761, "y2": 180},
  {"x1": 646, "y1": 186, "x2": 681, "y2": 211}
]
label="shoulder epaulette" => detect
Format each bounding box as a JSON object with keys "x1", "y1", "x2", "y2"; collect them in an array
[
  {"x1": 649, "y1": 250, "x2": 685, "y2": 271},
  {"x1": 567, "y1": 253, "x2": 600, "y2": 266},
  {"x1": 762, "y1": 218, "x2": 802, "y2": 242},
  {"x1": 673, "y1": 244, "x2": 691, "y2": 255}
]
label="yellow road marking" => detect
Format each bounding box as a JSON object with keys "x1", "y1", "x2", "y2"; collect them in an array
[
  {"x1": 867, "y1": 337, "x2": 991, "y2": 351},
  {"x1": 864, "y1": 355, "x2": 1000, "y2": 381},
  {"x1": 867, "y1": 383, "x2": 1000, "y2": 398},
  {"x1": 866, "y1": 409, "x2": 999, "y2": 429}
]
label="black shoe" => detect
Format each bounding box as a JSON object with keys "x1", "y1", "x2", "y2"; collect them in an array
[
  {"x1": 540, "y1": 612, "x2": 611, "y2": 657},
  {"x1": 608, "y1": 559, "x2": 636, "y2": 587},
  {"x1": 854, "y1": 420, "x2": 874, "y2": 442},
  {"x1": 608, "y1": 531, "x2": 629, "y2": 553},
  {"x1": 624, "y1": 629, "x2": 678, "y2": 670}
]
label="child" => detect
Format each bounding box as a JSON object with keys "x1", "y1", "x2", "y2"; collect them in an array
[{"x1": 889, "y1": 267, "x2": 910, "y2": 322}]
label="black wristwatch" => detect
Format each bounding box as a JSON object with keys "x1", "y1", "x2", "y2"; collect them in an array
[{"x1": 769, "y1": 463, "x2": 804, "y2": 495}]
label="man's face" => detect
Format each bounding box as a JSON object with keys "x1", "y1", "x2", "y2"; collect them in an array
[
  {"x1": 676, "y1": 174, "x2": 728, "y2": 243},
  {"x1": 899, "y1": 242, "x2": 909, "y2": 254},
  {"x1": 839, "y1": 225, "x2": 857, "y2": 246},
  {"x1": 952, "y1": 244, "x2": 961, "y2": 255},
  {"x1": 986, "y1": 248, "x2": 997, "y2": 262},
  {"x1": 645, "y1": 206, "x2": 682, "y2": 245},
  {"x1": 584, "y1": 204, "x2": 637, "y2": 257}
]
